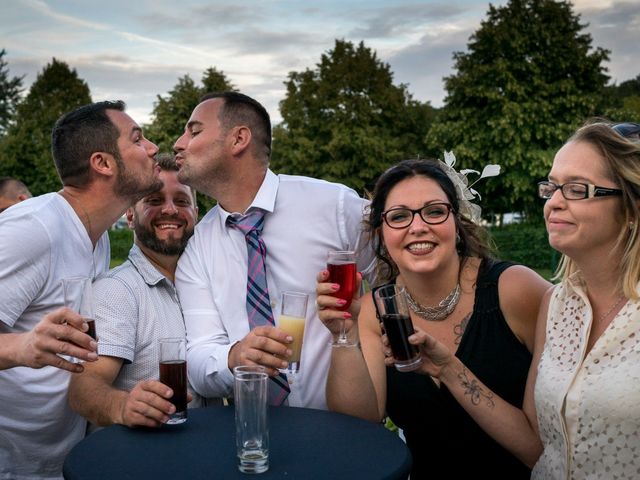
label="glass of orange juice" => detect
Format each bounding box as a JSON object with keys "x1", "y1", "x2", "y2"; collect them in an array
[{"x1": 278, "y1": 291, "x2": 308, "y2": 379}]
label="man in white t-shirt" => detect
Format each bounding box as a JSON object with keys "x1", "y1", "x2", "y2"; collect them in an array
[
  {"x1": 173, "y1": 92, "x2": 375, "y2": 410},
  {"x1": 68, "y1": 154, "x2": 210, "y2": 430},
  {"x1": 0, "y1": 100, "x2": 161, "y2": 479}
]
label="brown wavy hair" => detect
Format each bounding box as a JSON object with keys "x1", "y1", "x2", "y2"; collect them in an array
[{"x1": 365, "y1": 159, "x2": 494, "y2": 284}]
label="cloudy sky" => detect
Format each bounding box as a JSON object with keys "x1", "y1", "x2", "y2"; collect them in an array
[{"x1": 1, "y1": 0, "x2": 638, "y2": 126}]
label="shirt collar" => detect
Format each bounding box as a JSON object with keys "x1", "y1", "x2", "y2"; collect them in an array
[
  {"x1": 127, "y1": 243, "x2": 167, "y2": 287},
  {"x1": 218, "y1": 169, "x2": 279, "y2": 221}
]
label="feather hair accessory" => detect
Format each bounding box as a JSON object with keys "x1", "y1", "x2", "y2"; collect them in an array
[{"x1": 439, "y1": 151, "x2": 500, "y2": 224}]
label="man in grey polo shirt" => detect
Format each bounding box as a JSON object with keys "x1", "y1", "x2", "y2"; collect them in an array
[{"x1": 69, "y1": 154, "x2": 205, "y2": 429}]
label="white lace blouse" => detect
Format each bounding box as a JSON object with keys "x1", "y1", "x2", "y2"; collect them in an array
[{"x1": 533, "y1": 275, "x2": 640, "y2": 479}]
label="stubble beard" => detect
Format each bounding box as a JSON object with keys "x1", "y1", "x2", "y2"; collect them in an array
[{"x1": 114, "y1": 154, "x2": 163, "y2": 204}]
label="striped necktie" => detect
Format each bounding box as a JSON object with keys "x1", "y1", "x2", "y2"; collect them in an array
[{"x1": 227, "y1": 210, "x2": 290, "y2": 406}]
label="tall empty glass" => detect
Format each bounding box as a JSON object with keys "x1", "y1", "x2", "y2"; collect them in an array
[
  {"x1": 327, "y1": 250, "x2": 357, "y2": 346},
  {"x1": 277, "y1": 291, "x2": 308, "y2": 378},
  {"x1": 234, "y1": 365, "x2": 269, "y2": 474},
  {"x1": 62, "y1": 277, "x2": 97, "y2": 341},
  {"x1": 373, "y1": 284, "x2": 422, "y2": 372}
]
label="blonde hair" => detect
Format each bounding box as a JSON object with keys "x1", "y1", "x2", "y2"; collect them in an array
[{"x1": 554, "y1": 122, "x2": 640, "y2": 299}]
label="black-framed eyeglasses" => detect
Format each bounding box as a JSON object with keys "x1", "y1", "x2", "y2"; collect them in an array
[
  {"x1": 612, "y1": 122, "x2": 640, "y2": 139},
  {"x1": 537, "y1": 181, "x2": 623, "y2": 200},
  {"x1": 382, "y1": 202, "x2": 453, "y2": 229}
]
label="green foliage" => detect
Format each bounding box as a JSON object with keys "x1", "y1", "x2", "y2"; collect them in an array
[
  {"x1": 108, "y1": 228, "x2": 134, "y2": 267},
  {"x1": 603, "y1": 74, "x2": 640, "y2": 122},
  {"x1": 489, "y1": 223, "x2": 558, "y2": 271},
  {"x1": 427, "y1": 0, "x2": 610, "y2": 220},
  {"x1": 272, "y1": 40, "x2": 437, "y2": 194},
  {"x1": 0, "y1": 49, "x2": 24, "y2": 138},
  {"x1": 604, "y1": 74, "x2": 640, "y2": 106},
  {"x1": 0, "y1": 58, "x2": 91, "y2": 195},
  {"x1": 144, "y1": 67, "x2": 235, "y2": 215}
]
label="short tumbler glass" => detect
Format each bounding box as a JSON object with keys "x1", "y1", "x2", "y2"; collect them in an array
[{"x1": 373, "y1": 284, "x2": 422, "y2": 372}]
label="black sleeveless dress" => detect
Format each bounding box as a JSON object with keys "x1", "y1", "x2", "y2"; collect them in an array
[{"x1": 386, "y1": 260, "x2": 531, "y2": 479}]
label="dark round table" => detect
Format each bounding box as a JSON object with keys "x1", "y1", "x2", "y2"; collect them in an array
[{"x1": 63, "y1": 406, "x2": 411, "y2": 479}]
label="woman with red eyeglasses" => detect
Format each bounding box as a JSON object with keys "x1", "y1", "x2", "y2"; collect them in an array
[
  {"x1": 316, "y1": 157, "x2": 550, "y2": 479},
  {"x1": 319, "y1": 122, "x2": 640, "y2": 479}
]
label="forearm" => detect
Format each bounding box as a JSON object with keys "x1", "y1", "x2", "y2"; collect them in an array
[
  {"x1": 0, "y1": 333, "x2": 22, "y2": 370},
  {"x1": 439, "y1": 357, "x2": 542, "y2": 467},
  {"x1": 68, "y1": 375, "x2": 128, "y2": 427},
  {"x1": 326, "y1": 345, "x2": 380, "y2": 423}
]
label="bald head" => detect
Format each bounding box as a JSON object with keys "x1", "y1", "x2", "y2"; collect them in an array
[{"x1": 0, "y1": 177, "x2": 32, "y2": 213}]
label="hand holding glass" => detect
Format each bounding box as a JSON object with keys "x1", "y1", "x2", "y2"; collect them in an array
[
  {"x1": 62, "y1": 277, "x2": 97, "y2": 340},
  {"x1": 277, "y1": 291, "x2": 308, "y2": 377},
  {"x1": 159, "y1": 337, "x2": 188, "y2": 424},
  {"x1": 327, "y1": 250, "x2": 357, "y2": 346},
  {"x1": 373, "y1": 284, "x2": 422, "y2": 372}
]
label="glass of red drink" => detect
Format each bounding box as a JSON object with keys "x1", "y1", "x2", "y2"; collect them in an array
[
  {"x1": 159, "y1": 337, "x2": 188, "y2": 424},
  {"x1": 62, "y1": 276, "x2": 97, "y2": 342},
  {"x1": 327, "y1": 250, "x2": 358, "y2": 346}
]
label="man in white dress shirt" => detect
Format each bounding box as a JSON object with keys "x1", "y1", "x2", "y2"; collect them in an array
[
  {"x1": 173, "y1": 92, "x2": 375, "y2": 409},
  {"x1": 0, "y1": 100, "x2": 160, "y2": 479}
]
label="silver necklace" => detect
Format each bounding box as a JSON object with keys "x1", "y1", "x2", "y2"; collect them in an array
[
  {"x1": 598, "y1": 295, "x2": 626, "y2": 323},
  {"x1": 404, "y1": 284, "x2": 461, "y2": 321}
]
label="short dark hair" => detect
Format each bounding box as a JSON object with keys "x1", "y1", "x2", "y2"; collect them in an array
[
  {"x1": 0, "y1": 176, "x2": 30, "y2": 198},
  {"x1": 199, "y1": 91, "x2": 271, "y2": 162},
  {"x1": 366, "y1": 159, "x2": 493, "y2": 283},
  {"x1": 51, "y1": 100, "x2": 125, "y2": 186},
  {"x1": 153, "y1": 152, "x2": 197, "y2": 205},
  {"x1": 155, "y1": 153, "x2": 179, "y2": 172}
]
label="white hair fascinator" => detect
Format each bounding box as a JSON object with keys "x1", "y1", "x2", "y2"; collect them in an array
[{"x1": 439, "y1": 151, "x2": 501, "y2": 224}]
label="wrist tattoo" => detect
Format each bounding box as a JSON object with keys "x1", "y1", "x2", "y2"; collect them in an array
[
  {"x1": 458, "y1": 367, "x2": 495, "y2": 408},
  {"x1": 453, "y1": 313, "x2": 470, "y2": 345}
]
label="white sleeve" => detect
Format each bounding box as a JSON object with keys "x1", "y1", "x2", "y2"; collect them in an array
[
  {"x1": 175, "y1": 234, "x2": 234, "y2": 398},
  {"x1": 339, "y1": 187, "x2": 377, "y2": 285},
  {"x1": 0, "y1": 217, "x2": 50, "y2": 327}
]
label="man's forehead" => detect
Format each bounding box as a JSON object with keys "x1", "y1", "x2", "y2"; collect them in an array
[
  {"x1": 107, "y1": 109, "x2": 138, "y2": 134},
  {"x1": 189, "y1": 98, "x2": 222, "y2": 123},
  {"x1": 155, "y1": 171, "x2": 192, "y2": 195}
]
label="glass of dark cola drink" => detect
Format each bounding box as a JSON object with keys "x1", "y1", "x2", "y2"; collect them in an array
[
  {"x1": 372, "y1": 284, "x2": 422, "y2": 372},
  {"x1": 159, "y1": 337, "x2": 187, "y2": 424}
]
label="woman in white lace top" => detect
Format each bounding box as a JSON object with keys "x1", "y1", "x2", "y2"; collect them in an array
[
  {"x1": 530, "y1": 121, "x2": 640, "y2": 479},
  {"x1": 320, "y1": 122, "x2": 640, "y2": 479}
]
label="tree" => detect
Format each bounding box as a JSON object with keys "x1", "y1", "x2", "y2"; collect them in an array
[
  {"x1": 0, "y1": 59, "x2": 91, "y2": 195},
  {"x1": 0, "y1": 49, "x2": 24, "y2": 138},
  {"x1": 145, "y1": 67, "x2": 235, "y2": 215},
  {"x1": 603, "y1": 74, "x2": 640, "y2": 122},
  {"x1": 272, "y1": 40, "x2": 437, "y2": 194},
  {"x1": 426, "y1": 0, "x2": 609, "y2": 220},
  {"x1": 145, "y1": 67, "x2": 235, "y2": 153}
]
